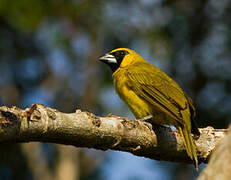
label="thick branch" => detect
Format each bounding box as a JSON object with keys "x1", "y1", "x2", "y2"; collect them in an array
[
  {"x1": 0, "y1": 104, "x2": 226, "y2": 165},
  {"x1": 198, "y1": 126, "x2": 231, "y2": 180}
]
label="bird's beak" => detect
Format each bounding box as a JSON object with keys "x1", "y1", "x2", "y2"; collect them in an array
[{"x1": 99, "y1": 53, "x2": 117, "y2": 64}]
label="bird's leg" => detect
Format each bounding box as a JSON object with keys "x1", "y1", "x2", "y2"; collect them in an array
[
  {"x1": 137, "y1": 115, "x2": 154, "y2": 130},
  {"x1": 138, "y1": 115, "x2": 153, "y2": 122}
]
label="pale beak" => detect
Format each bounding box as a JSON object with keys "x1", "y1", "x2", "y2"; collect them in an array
[{"x1": 99, "y1": 53, "x2": 117, "y2": 64}]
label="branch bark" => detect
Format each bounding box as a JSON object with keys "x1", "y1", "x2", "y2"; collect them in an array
[
  {"x1": 0, "y1": 104, "x2": 227, "y2": 166},
  {"x1": 198, "y1": 126, "x2": 231, "y2": 180}
]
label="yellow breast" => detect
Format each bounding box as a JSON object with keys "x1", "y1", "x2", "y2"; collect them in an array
[{"x1": 113, "y1": 68, "x2": 152, "y2": 119}]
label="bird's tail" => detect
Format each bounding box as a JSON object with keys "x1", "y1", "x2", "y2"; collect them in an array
[{"x1": 178, "y1": 125, "x2": 198, "y2": 170}]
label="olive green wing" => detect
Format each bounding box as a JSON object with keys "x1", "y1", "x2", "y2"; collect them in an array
[
  {"x1": 184, "y1": 93, "x2": 200, "y2": 135},
  {"x1": 126, "y1": 63, "x2": 189, "y2": 125}
]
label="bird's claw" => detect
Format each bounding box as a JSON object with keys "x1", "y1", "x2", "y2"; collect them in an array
[
  {"x1": 137, "y1": 115, "x2": 154, "y2": 130},
  {"x1": 138, "y1": 115, "x2": 153, "y2": 122}
]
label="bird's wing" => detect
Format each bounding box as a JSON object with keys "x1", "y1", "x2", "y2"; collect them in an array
[{"x1": 126, "y1": 63, "x2": 189, "y2": 125}]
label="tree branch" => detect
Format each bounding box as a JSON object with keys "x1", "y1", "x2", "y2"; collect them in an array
[
  {"x1": 0, "y1": 104, "x2": 226, "y2": 165},
  {"x1": 198, "y1": 126, "x2": 231, "y2": 179}
]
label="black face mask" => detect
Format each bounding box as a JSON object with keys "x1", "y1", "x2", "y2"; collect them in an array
[{"x1": 109, "y1": 50, "x2": 129, "y2": 72}]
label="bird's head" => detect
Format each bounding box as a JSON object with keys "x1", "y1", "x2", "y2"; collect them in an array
[{"x1": 99, "y1": 48, "x2": 145, "y2": 73}]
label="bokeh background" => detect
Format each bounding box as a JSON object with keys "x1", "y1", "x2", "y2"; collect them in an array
[{"x1": 0, "y1": 0, "x2": 231, "y2": 179}]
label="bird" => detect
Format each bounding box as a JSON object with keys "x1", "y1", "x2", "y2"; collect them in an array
[{"x1": 99, "y1": 48, "x2": 200, "y2": 169}]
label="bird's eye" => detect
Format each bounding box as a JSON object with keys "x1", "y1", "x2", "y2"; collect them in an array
[
  {"x1": 111, "y1": 50, "x2": 128, "y2": 60},
  {"x1": 115, "y1": 51, "x2": 122, "y2": 56},
  {"x1": 117, "y1": 50, "x2": 128, "y2": 56}
]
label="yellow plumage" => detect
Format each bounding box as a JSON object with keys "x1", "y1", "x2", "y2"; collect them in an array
[{"x1": 99, "y1": 48, "x2": 200, "y2": 169}]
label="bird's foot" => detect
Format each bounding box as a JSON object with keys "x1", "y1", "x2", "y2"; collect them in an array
[
  {"x1": 143, "y1": 122, "x2": 153, "y2": 131},
  {"x1": 137, "y1": 115, "x2": 154, "y2": 130},
  {"x1": 138, "y1": 115, "x2": 153, "y2": 122}
]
